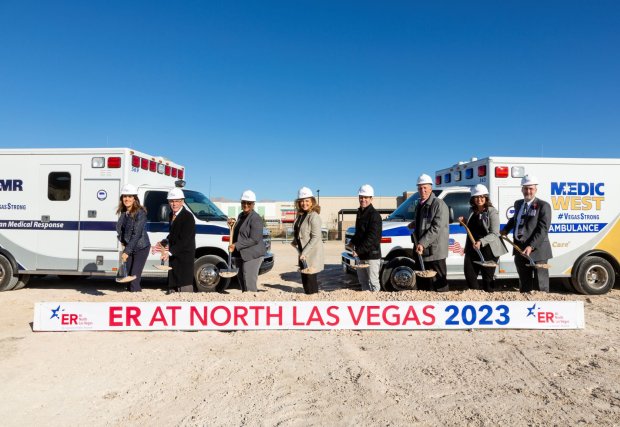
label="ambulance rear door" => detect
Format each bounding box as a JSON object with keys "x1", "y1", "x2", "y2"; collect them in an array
[{"x1": 36, "y1": 165, "x2": 81, "y2": 270}]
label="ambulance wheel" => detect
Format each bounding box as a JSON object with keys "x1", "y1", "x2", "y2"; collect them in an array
[
  {"x1": 0, "y1": 255, "x2": 18, "y2": 291},
  {"x1": 381, "y1": 257, "x2": 417, "y2": 292},
  {"x1": 12, "y1": 275, "x2": 31, "y2": 290},
  {"x1": 194, "y1": 255, "x2": 229, "y2": 292},
  {"x1": 573, "y1": 256, "x2": 615, "y2": 295}
]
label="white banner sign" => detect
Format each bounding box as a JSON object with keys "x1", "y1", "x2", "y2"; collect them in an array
[{"x1": 33, "y1": 301, "x2": 585, "y2": 331}]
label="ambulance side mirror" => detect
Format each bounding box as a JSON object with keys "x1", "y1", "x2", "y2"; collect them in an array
[
  {"x1": 159, "y1": 204, "x2": 171, "y2": 222},
  {"x1": 448, "y1": 207, "x2": 455, "y2": 224}
]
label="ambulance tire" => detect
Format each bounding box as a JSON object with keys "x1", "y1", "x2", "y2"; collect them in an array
[
  {"x1": 12, "y1": 275, "x2": 31, "y2": 290},
  {"x1": 194, "y1": 255, "x2": 229, "y2": 293},
  {"x1": 573, "y1": 256, "x2": 615, "y2": 295},
  {"x1": 0, "y1": 255, "x2": 18, "y2": 291},
  {"x1": 380, "y1": 257, "x2": 417, "y2": 292}
]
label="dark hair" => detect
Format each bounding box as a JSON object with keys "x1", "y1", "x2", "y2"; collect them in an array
[
  {"x1": 116, "y1": 195, "x2": 147, "y2": 217},
  {"x1": 469, "y1": 195, "x2": 493, "y2": 209}
]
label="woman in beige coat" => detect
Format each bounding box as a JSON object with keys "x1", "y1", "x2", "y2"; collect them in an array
[{"x1": 292, "y1": 187, "x2": 324, "y2": 294}]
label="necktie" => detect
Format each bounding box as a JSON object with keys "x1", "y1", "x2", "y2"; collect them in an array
[
  {"x1": 517, "y1": 202, "x2": 529, "y2": 240},
  {"x1": 172, "y1": 214, "x2": 177, "y2": 222}
]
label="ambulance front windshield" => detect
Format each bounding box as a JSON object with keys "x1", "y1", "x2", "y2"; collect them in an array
[
  {"x1": 385, "y1": 190, "x2": 441, "y2": 221},
  {"x1": 183, "y1": 190, "x2": 228, "y2": 221}
]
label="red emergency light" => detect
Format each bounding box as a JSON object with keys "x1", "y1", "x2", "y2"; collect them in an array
[
  {"x1": 495, "y1": 166, "x2": 509, "y2": 178},
  {"x1": 380, "y1": 237, "x2": 392, "y2": 244},
  {"x1": 435, "y1": 175, "x2": 442, "y2": 185},
  {"x1": 178, "y1": 169, "x2": 184, "y2": 179},
  {"x1": 131, "y1": 155, "x2": 140, "y2": 168},
  {"x1": 171, "y1": 168, "x2": 178, "y2": 178},
  {"x1": 141, "y1": 158, "x2": 148, "y2": 170},
  {"x1": 107, "y1": 157, "x2": 121, "y2": 168}
]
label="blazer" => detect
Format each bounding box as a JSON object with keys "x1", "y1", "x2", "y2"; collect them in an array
[
  {"x1": 502, "y1": 197, "x2": 553, "y2": 261},
  {"x1": 116, "y1": 209, "x2": 151, "y2": 255},
  {"x1": 294, "y1": 211, "x2": 324, "y2": 273},
  {"x1": 465, "y1": 206, "x2": 508, "y2": 258},
  {"x1": 351, "y1": 204, "x2": 382, "y2": 260},
  {"x1": 233, "y1": 210, "x2": 266, "y2": 262},
  {"x1": 414, "y1": 192, "x2": 449, "y2": 261},
  {"x1": 166, "y1": 207, "x2": 196, "y2": 287}
]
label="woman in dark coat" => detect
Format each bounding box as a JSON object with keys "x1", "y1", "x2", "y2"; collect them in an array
[{"x1": 116, "y1": 184, "x2": 150, "y2": 292}]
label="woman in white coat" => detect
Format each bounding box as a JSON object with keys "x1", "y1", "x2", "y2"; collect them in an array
[{"x1": 292, "y1": 187, "x2": 324, "y2": 294}]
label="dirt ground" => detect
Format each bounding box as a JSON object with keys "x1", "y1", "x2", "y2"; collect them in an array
[{"x1": 0, "y1": 241, "x2": 619, "y2": 426}]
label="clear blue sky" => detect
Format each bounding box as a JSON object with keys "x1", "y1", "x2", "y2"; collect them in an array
[{"x1": 1, "y1": 1, "x2": 619, "y2": 201}]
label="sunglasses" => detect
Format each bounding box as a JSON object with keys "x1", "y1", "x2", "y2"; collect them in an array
[{"x1": 241, "y1": 201, "x2": 254, "y2": 206}]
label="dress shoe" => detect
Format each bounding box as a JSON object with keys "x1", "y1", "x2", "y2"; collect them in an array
[{"x1": 166, "y1": 289, "x2": 176, "y2": 295}]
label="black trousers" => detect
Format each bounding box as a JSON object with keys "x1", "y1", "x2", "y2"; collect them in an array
[
  {"x1": 464, "y1": 250, "x2": 499, "y2": 292},
  {"x1": 515, "y1": 255, "x2": 550, "y2": 292},
  {"x1": 126, "y1": 245, "x2": 149, "y2": 292},
  {"x1": 420, "y1": 258, "x2": 448, "y2": 292},
  {"x1": 301, "y1": 273, "x2": 319, "y2": 294}
]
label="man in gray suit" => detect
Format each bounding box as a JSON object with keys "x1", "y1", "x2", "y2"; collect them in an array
[
  {"x1": 501, "y1": 175, "x2": 553, "y2": 292},
  {"x1": 408, "y1": 174, "x2": 450, "y2": 292}
]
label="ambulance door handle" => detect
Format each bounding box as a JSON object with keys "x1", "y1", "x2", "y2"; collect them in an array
[{"x1": 41, "y1": 215, "x2": 50, "y2": 222}]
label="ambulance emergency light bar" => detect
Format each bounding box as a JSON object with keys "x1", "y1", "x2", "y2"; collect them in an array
[
  {"x1": 91, "y1": 154, "x2": 184, "y2": 179},
  {"x1": 435, "y1": 163, "x2": 526, "y2": 185}
]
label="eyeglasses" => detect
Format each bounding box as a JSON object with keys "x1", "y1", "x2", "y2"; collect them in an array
[{"x1": 241, "y1": 201, "x2": 254, "y2": 206}]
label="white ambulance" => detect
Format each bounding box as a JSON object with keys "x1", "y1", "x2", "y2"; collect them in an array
[
  {"x1": 0, "y1": 148, "x2": 273, "y2": 291},
  {"x1": 342, "y1": 156, "x2": 619, "y2": 294}
]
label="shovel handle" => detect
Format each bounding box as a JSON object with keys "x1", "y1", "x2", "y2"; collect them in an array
[
  {"x1": 460, "y1": 219, "x2": 489, "y2": 264},
  {"x1": 459, "y1": 219, "x2": 478, "y2": 247},
  {"x1": 501, "y1": 235, "x2": 536, "y2": 265}
]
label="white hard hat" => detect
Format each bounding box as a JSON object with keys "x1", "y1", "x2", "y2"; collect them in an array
[
  {"x1": 521, "y1": 175, "x2": 538, "y2": 186},
  {"x1": 358, "y1": 184, "x2": 374, "y2": 197},
  {"x1": 120, "y1": 184, "x2": 138, "y2": 196},
  {"x1": 417, "y1": 174, "x2": 433, "y2": 185},
  {"x1": 241, "y1": 190, "x2": 256, "y2": 202},
  {"x1": 167, "y1": 188, "x2": 185, "y2": 200},
  {"x1": 297, "y1": 186, "x2": 313, "y2": 199},
  {"x1": 471, "y1": 184, "x2": 489, "y2": 197}
]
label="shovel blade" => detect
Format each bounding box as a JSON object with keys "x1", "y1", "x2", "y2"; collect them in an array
[
  {"x1": 153, "y1": 264, "x2": 173, "y2": 271},
  {"x1": 219, "y1": 269, "x2": 239, "y2": 278},
  {"x1": 474, "y1": 261, "x2": 498, "y2": 268},
  {"x1": 415, "y1": 270, "x2": 437, "y2": 278},
  {"x1": 115, "y1": 275, "x2": 137, "y2": 283}
]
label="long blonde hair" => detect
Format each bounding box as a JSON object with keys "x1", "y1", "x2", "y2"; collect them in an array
[{"x1": 295, "y1": 197, "x2": 321, "y2": 214}]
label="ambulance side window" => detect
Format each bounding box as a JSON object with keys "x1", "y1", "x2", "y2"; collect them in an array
[
  {"x1": 442, "y1": 192, "x2": 470, "y2": 223},
  {"x1": 48, "y1": 172, "x2": 71, "y2": 201},
  {"x1": 144, "y1": 191, "x2": 169, "y2": 222}
]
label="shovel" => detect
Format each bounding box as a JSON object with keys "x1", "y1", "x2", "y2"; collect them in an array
[
  {"x1": 411, "y1": 234, "x2": 436, "y2": 278},
  {"x1": 501, "y1": 235, "x2": 551, "y2": 269},
  {"x1": 459, "y1": 219, "x2": 498, "y2": 268},
  {"x1": 219, "y1": 219, "x2": 239, "y2": 278},
  {"x1": 115, "y1": 251, "x2": 136, "y2": 283},
  {"x1": 153, "y1": 239, "x2": 173, "y2": 271},
  {"x1": 353, "y1": 256, "x2": 369, "y2": 269}
]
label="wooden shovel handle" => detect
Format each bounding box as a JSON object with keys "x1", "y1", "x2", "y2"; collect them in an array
[
  {"x1": 459, "y1": 219, "x2": 477, "y2": 246},
  {"x1": 501, "y1": 235, "x2": 526, "y2": 256}
]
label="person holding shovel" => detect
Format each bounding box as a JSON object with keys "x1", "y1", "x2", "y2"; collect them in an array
[
  {"x1": 292, "y1": 187, "x2": 324, "y2": 294},
  {"x1": 223, "y1": 190, "x2": 266, "y2": 293},
  {"x1": 155, "y1": 188, "x2": 196, "y2": 294},
  {"x1": 350, "y1": 184, "x2": 382, "y2": 292},
  {"x1": 115, "y1": 184, "x2": 150, "y2": 292},
  {"x1": 501, "y1": 175, "x2": 553, "y2": 292},
  {"x1": 458, "y1": 184, "x2": 507, "y2": 292},
  {"x1": 407, "y1": 174, "x2": 450, "y2": 292}
]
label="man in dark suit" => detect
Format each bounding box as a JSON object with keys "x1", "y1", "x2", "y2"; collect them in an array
[
  {"x1": 501, "y1": 175, "x2": 553, "y2": 292},
  {"x1": 157, "y1": 188, "x2": 196, "y2": 294}
]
